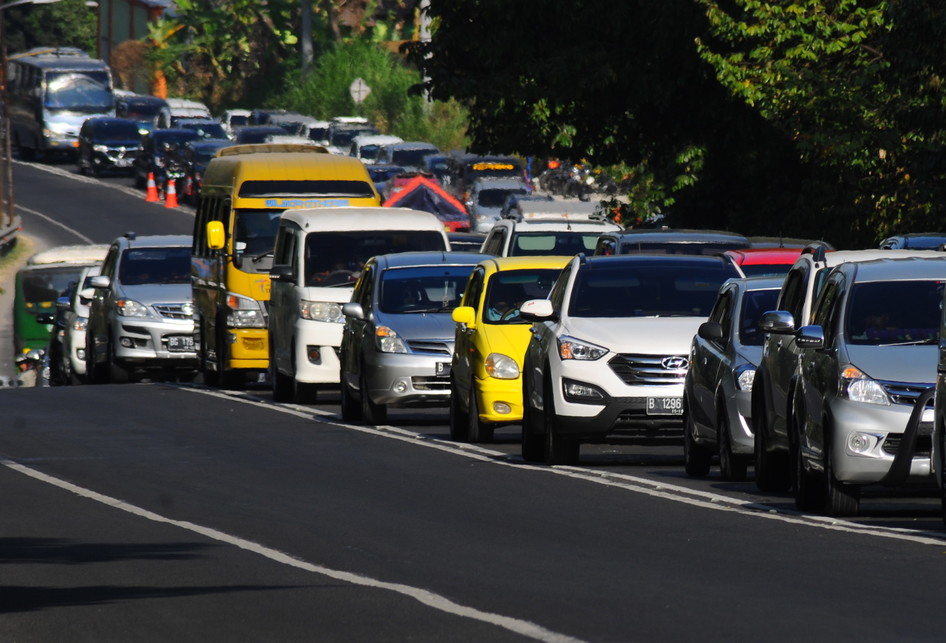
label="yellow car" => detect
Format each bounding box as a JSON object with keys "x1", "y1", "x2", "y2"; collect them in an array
[{"x1": 450, "y1": 255, "x2": 571, "y2": 442}]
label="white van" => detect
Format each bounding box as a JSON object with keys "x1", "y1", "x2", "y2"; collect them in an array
[
  {"x1": 350, "y1": 134, "x2": 403, "y2": 164},
  {"x1": 268, "y1": 207, "x2": 451, "y2": 402}
]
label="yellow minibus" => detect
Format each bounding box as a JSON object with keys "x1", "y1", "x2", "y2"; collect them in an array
[{"x1": 192, "y1": 145, "x2": 380, "y2": 387}]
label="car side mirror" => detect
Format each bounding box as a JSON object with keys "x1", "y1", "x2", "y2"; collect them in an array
[
  {"x1": 341, "y1": 302, "x2": 364, "y2": 320},
  {"x1": 519, "y1": 298, "x2": 555, "y2": 322},
  {"x1": 79, "y1": 287, "x2": 95, "y2": 303},
  {"x1": 759, "y1": 310, "x2": 794, "y2": 334},
  {"x1": 55, "y1": 296, "x2": 71, "y2": 311},
  {"x1": 269, "y1": 264, "x2": 294, "y2": 282},
  {"x1": 796, "y1": 325, "x2": 825, "y2": 350},
  {"x1": 698, "y1": 321, "x2": 724, "y2": 342},
  {"x1": 89, "y1": 275, "x2": 111, "y2": 289},
  {"x1": 206, "y1": 220, "x2": 225, "y2": 251},
  {"x1": 451, "y1": 306, "x2": 475, "y2": 329}
]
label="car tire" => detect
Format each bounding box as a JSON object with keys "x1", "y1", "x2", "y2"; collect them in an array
[
  {"x1": 271, "y1": 365, "x2": 293, "y2": 402},
  {"x1": 467, "y1": 385, "x2": 494, "y2": 443},
  {"x1": 683, "y1": 405, "x2": 712, "y2": 477},
  {"x1": 824, "y1": 430, "x2": 859, "y2": 517},
  {"x1": 86, "y1": 336, "x2": 108, "y2": 385},
  {"x1": 199, "y1": 319, "x2": 219, "y2": 387},
  {"x1": 294, "y1": 381, "x2": 318, "y2": 404},
  {"x1": 215, "y1": 314, "x2": 242, "y2": 390},
  {"x1": 718, "y1": 407, "x2": 748, "y2": 482},
  {"x1": 448, "y1": 379, "x2": 469, "y2": 442},
  {"x1": 360, "y1": 369, "x2": 387, "y2": 425},
  {"x1": 753, "y1": 380, "x2": 791, "y2": 492},
  {"x1": 792, "y1": 408, "x2": 826, "y2": 512},
  {"x1": 543, "y1": 381, "x2": 578, "y2": 465},
  {"x1": 521, "y1": 379, "x2": 544, "y2": 462},
  {"x1": 340, "y1": 373, "x2": 362, "y2": 422}
]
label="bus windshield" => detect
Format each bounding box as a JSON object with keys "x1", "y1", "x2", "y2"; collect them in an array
[
  {"x1": 45, "y1": 71, "x2": 112, "y2": 112},
  {"x1": 234, "y1": 209, "x2": 282, "y2": 271}
]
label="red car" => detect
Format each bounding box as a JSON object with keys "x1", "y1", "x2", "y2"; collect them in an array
[{"x1": 722, "y1": 247, "x2": 805, "y2": 278}]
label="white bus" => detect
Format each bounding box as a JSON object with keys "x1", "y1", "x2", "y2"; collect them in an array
[{"x1": 7, "y1": 47, "x2": 115, "y2": 159}]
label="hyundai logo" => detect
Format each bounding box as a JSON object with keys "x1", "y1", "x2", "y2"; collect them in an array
[{"x1": 661, "y1": 356, "x2": 689, "y2": 370}]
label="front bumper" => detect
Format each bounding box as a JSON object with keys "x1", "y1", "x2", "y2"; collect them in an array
[
  {"x1": 363, "y1": 350, "x2": 452, "y2": 407},
  {"x1": 112, "y1": 318, "x2": 197, "y2": 370},
  {"x1": 293, "y1": 320, "x2": 344, "y2": 384},
  {"x1": 830, "y1": 398, "x2": 934, "y2": 484},
  {"x1": 473, "y1": 376, "x2": 524, "y2": 423}
]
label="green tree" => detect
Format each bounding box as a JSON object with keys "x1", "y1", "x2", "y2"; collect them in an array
[
  {"x1": 276, "y1": 40, "x2": 468, "y2": 151},
  {"x1": 4, "y1": 0, "x2": 96, "y2": 55}
]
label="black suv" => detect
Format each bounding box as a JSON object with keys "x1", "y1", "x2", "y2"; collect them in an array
[{"x1": 77, "y1": 117, "x2": 141, "y2": 177}]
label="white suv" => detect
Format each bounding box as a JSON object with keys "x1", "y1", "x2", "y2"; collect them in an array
[
  {"x1": 479, "y1": 208, "x2": 620, "y2": 257},
  {"x1": 520, "y1": 254, "x2": 739, "y2": 464}
]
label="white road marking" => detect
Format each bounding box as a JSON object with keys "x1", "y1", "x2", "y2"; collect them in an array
[
  {"x1": 184, "y1": 386, "x2": 946, "y2": 547},
  {"x1": 0, "y1": 455, "x2": 580, "y2": 643},
  {"x1": 16, "y1": 204, "x2": 95, "y2": 244}
]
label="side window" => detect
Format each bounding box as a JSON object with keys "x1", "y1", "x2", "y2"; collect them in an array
[
  {"x1": 812, "y1": 276, "x2": 843, "y2": 346},
  {"x1": 595, "y1": 237, "x2": 616, "y2": 256},
  {"x1": 463, "y1": 268, "x2": 485, "y2": 312},
  {"x1": 481, "y1": 230, "x2": 502, "y2": 256},
  {"x1": 273, "y1": 225, "x2": 293, "y2": 266},
  {"x1": 356, "y1": 265, "x2": 375, "y2": 309},
  {"x1": 709, "y1": 288, "x2": 734, "y2": 341},
  {"x1": 777, "y1": 263, "x2": 809, "y2": 322},
  {"x1": 100, "y1": 245, "x2": 120, "y2": 280},
  {"x1": 548, "y1": 263, "x2": 574, "y2": 312}
]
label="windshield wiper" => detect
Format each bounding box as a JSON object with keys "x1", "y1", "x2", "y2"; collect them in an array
[
  {"x1": 251, "y1": 251, "x2": 273, "y2": 264},
  {"x1": 880, "y1": 338, "x2": 938, "y2": 346}
]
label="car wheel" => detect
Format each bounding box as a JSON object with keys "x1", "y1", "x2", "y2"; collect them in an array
[
  {"x1": 753, "y1": 382, "x2": 791, "y2": 492},
  {"x1": 823, "y1": 428, "x2": 859, "y2": 517},
  {"x1": 448, "y1": 378, "x2": 469, "y2": 442},
  {"x1": 340, "y1": 372, "x2": 362, "y2": 422},
  {"x1": 360, "y1": 369, "x2": 387, "y2": 425},
  {"x1": 718, "y1": 407, "x2": 748, "y2": 482},
  {"x1": 792, "y1": 407, "x2": 826, "y2": 512},
  {"x1": 86, "y1": 336, "x2": 108, "y2": 385},
  {"x1": 199, "y1": 319, "x2": 219, "y2": 387},
  {"x1": 467, "y1": 384, "x2": 494, "y2": 443},
  {"x1": 520, "y1": 379, "x2": 544, "y2": 462},
  {"x1": 294, "y1": 381, "x2": 319, "y2": 404},
  {"x1": 271, "y1": 364, "x2": 293, "y2": 402},
  {"x1": 683, "y1": 405, "x2": 712, "y2": 477},
  {"x1": 543, "y1": 381, "x2": 578, "y2": 465},
  {"x1": 215, "y1": 315, "x2": 242, "y2": 390}
]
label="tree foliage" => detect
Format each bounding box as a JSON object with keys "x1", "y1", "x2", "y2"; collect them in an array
[
  {"x1": 411, "y1": 1, "x2": 946, "y2": 247},
  {"x1": 4, "y1": 0, "x2": 96, "y2": 55}
]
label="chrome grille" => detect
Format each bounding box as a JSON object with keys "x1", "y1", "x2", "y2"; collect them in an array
[
  {"x1": 608, "y1": 353, "x2": 688, "y2": 386},
  {"x1": 879, "y1": 381, "x2": 935, "y2": 406},
  {"x1": 407, "y1": 340, "x2": 451, "y2": 356},
  {"x1": 411, "y1": 375, "x2": 450, "y2": 391},
  {"x1": 882, "y1": 423, "x2": 933, "y2": 456},
  {"x1": 153, "y1": 303, "x2": 193, "y2": 320}
]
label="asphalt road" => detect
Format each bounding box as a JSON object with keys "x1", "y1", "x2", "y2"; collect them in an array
[{"x1": 2, "y1": 160, "x2": 946, "y2": 642}]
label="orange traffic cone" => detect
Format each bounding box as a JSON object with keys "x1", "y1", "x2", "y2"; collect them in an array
[
  {"x1": 145, "y1": 172, "x2": 159, "y2": 202},
  {"x1": 165, "y1": 178, "x2": 178, "y2": 208}
]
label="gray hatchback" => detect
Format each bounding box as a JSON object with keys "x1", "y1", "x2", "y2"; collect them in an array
[{"x1": 339, "y1": 251, "x2": 490, "y2": 424}]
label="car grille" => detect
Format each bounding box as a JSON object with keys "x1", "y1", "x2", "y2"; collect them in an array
[
  {"x1": 106, "y1": 148, "x2": 137, "y2": 161},
  {"x1": 608, "y1": 353, "x2": 688, "y2": 386},
  {"x1": 407, "y1": 340, "x2": 451, "y2": 356},
  {"x1": 411, "y1": 375, "x2": 450, "y2": 391},
  {"x1": 153, "y1": 303, "x2": 193, "y2": 320},
  {"x1": 879, "y1": 381, "x2": 935, "y2": 406},
  {"x1": 882, "y1": 423, "x2": 933, "y2": 456}
]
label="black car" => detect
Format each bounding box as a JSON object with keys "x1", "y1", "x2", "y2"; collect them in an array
[
  {"x1": 132, "y1": 128, "x2": 202, "y2": 190},
  {"x1": 176, "y1": 118, "x2": 229, "y2": 141},
  {"x1": 180, "y1": 139, "x2": 234, "y2": 204},
  {"x1": 76, "y1": 117, "x2": 141, "y2": 177},
  {"x1": 114, "y1": 94, "x2": 169, "y2": 134}
]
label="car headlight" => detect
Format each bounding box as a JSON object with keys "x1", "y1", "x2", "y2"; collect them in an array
[
  {"x1": 300, "y1": 300, "x2": 344, "y2": 323},
  {"x1": 485, "y1": 353, "x2": 519, "y2": 379},
  {"x1": 375, "y1": 325, "x2": 407, "y2": 353},
  {"x1": 557, "y1": 335, "x2": 608, "y2": 361},
  {"x1": 735, "y1": 366, "x2": 756, "y2": 392},
  {"x1": 840, "y1": 365, "x2": 890, "y2": 405},
  {"x1": 93, "y1": 144, "x2": 109, "y2": 153},
  {"x1": 115, "y1": 299, "x2": 150, "y2": 317},
  {"x1": 226, "y1": 293, "x2": 266, "y2": 328}
]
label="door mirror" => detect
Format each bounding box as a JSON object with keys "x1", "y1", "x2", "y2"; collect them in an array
[
  {"x1": 519, "y1": 298, "x2": 555, "y2": 322},
  {"x1": 206, "y1": 220, "x2": 225, "y2": 251},
  {"x1": 698, "y1": 321, "x2": 724, "y2": 342},
  {"x1": 269, "y1": 264, "x2": 294, "y2": 282},
  {"x1": 759, "y1": 310, "x2": 794, "y2": 334},
  {"x1": 451, "y1": 306, "x2": 475, "y2": 329},
  {"x1": 796, "y1": 325, "x2": 825, "y2": 350},
  {"x1": 342, "y1": 302, "x2": 365, "y2": 320},
  {"x1": 89, "y1": 275, "x2": 111, "y2": 289}
]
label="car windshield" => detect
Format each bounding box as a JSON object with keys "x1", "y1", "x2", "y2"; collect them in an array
[
  {"x1": 478, "y1": 188, "x2": 526, "y2": 208},
  {"x1": 484, "y1": 269, "x2": 561, "y2": 324},
  {"x1": 378, "y1": 266, "x2": 475, "y2": 314},
  {"x1": 93, "y1": 120, "x2": 140, "y2": 140},
  {"x1": 21, "y1": 266, "x2": 86, "y2": 305},
  {"x1": 119, "y1": 247, "x2": 191, "y2": 285},
  {"x1": 511, "y1": 232, "x2": 600, "y2": 257},
  {"x1": 568, "y1": 262, "x2": 735, "y2": 317},
  {"x1": 305, "y1": 231, "x2": 447, "y2": 287},
  {"x1": 391, "y1": 148, "x2": 437, "y2": 168},
  {"x1": 126, "y1": 101, "x2": 164, "y2": 117},
  {"x1": 44, "y1": 71, "x2": 112, "y2": 112},
  {"x1": 739, "y1": 289, "x2": 780, "y2": 346},
  {"x1": 845, "y1": 280, "x2": 943, "y2": 345},
  {"x1": 234, "y1": 209, "x2": 282, "y2": 270}
]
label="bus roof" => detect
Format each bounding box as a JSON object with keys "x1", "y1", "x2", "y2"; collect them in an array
[
  {"x1": 216, "y1": 143, "x2": 328, "y2": 157},
  {"x1": 26, "y1": 244, "x2": 109, "y2": 266},
  {"x1": 9, "y1": 48, "x2": 108, "y2": 71}
]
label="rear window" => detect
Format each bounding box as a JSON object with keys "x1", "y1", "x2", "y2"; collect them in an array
[
  {"x1": 305, "y1": 231, "x2": 447, "y2": 286},
  {"x1": 511, "y1": 232, "x2": 599, "y2": 257},
  {"x1": 239, "y1": 180, "x2": 376, "y2": 199},
  {"x1": 568, "y1": 262, "x2": 735, "y2": 318}
]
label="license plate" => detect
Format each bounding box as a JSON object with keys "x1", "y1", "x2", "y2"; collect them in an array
[
  {"x1": 114, "y1": 158, "x2": 132, "y2": 167},
  {"x1": 167, "y1": 335, "x2": 195, "y2": 352},
  {"x1": 435, "y1": 361, "x2": 450, "y2": 376},
  {"x1": 647, "y1": 396, "x2": 683, "y2": 416}
]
